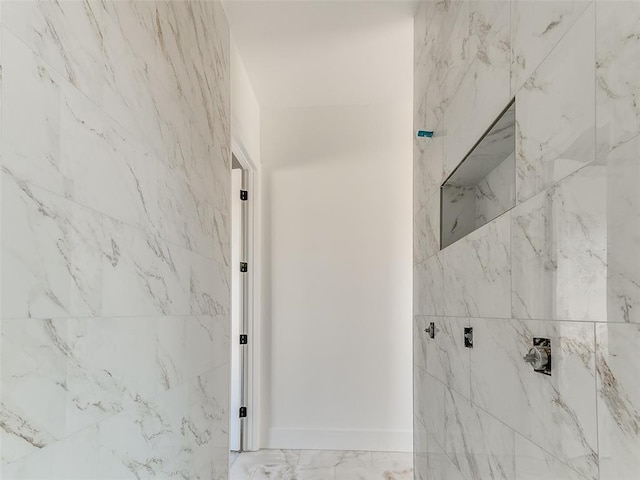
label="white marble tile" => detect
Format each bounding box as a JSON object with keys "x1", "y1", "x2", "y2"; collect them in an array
[
  {"x1": 101, "y1": 218, "x2": 191, "y2": 317},
  {"x1": 98, "y1": 363, "x2": 229, "y2": 479},
  {"x1": 413, "y1": 367, "x2": 430, "y2": 455},
  {"x1": 515, "y1": 3, "x2": 596, "y2": 203},
  {"x1": 1, "y1": 171, "x2": 105, "y2": 319},
  {"x1": 514, "y1": 433, "x2": 588, "y2": 480},
  {"x1": 414, "y1": 369, "x2": 446, "y2": 450},
  {"x1": 230, "y1": 449, "x2": 412, "y2": 480},
  {"x1": 596, "y1": 322, "x2": 640, "y2": 480},
  {"x1": 1, "y1": 29, "x2": 68, "y2": 199},
  {"x1": 414, "y1": 190, "x2": 440, "y2": 263},
  {"x1": 189, "y1": 251, "x2": 230, "y2": 316},
  {"x1": 414, "y1": 253, "x2": 444, "y2": 316},
  {"x1": 470, "y1": 318, "x2": 598, "y2": 480},
  {"x1": 511, "y1": 165, "x2": 607, "y2": 321},
  {"x1": 414, "y1": 130, "x2": 444, "y2": 214},
  {"x1": 1, "y1": 424, "x2": 100, "y2": 480},
  {"x1": 443, "y1": 43, "x2": 511, "y2": 179},
  {"x1": 413, "y1": 316, "x2": 429, "y2": 372},
  {"x1": 0, "y1": 314, "x2": 228, "y2": 467},
  {"x1": 0, "y1": 318, "x2": 68, "y2": 463},
  {"x1": 0, "y1": 2, "x2": 231, "y2": 479},
  {"x1": 510, "y1": 0, "x2": 592, "y2": 95},
  {"x1": 424, "y1": 431, "x2": 466, "y2": 480},
  {"x1": 441, "y1": 184, "x2": 476, "y2": 248},
  {"x1": 370, "y1": 451, "x2": 413, "y2": 480},
  {"x1": 1, "y1": 0, "x2": 109, "y2": 105},
  {"x1": 426, "y1": 317, "x2": 470, "y2": 398},
  {"x1": 59, "y1": 81, "x2": 160, "y2": 233},
  {"x1": 230, "y1": 449, "x2": 300, "y2": 480},
  {"x1": 475, "y1": 151, "x2": 515, "y2": 227},
  {"x1": 438, "y1": 1, "x2": 472, "y2": 104},
  {"x1": 444, "y1": 388, "x2": 515, "y2": 480},
  {"x1": 605, "y1": 135, "x2": 640, "y2": 323},
  {"x1": 441, "y1": 213, "x2": 511, "y2": 318},
  {"x1": 596, "y1": 0, "x2": 640, "y2": 157},
  {"x1": 157, "y1": 161, "x2": 230, "y2": 263},
  {"x1": 413, "y1": 452, "x2": 428, "y2": 480},
  {"x1": 469, "y1": 1, "x2": 511, "y2": 78}
]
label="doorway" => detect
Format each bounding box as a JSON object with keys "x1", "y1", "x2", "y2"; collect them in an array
[
  {"x1": 230, "y1": 146, "x2": 261, "y2": 455},
  {"x1": 230, "y1": 155, "x2": 247, "y2": 452}
]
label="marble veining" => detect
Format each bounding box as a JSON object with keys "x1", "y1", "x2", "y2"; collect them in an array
[
  {"x1": 515, "y1": 3, "x2": 596, "y2": 204},
  {"x1": 1, "y1": 0, "x2": 231, "y2": 478},
  {"x1": 596, "y1": 0, "x2": 640, "y2": 157},
  {"x1": 511, "y1": 165, "x2": 607, "y2": 322},
  {"x1": 441, "y1": 213, "x2": 511, "y2": 318},
  {"x1": 230, "y1": 449, "x2": 413, "y2": 480},
  {"x1": 596, "y1": 323, "x2": 640, "y2": 480},
  {"x1": 414, "y1": 1, "x2": 640, "y2": 479}
]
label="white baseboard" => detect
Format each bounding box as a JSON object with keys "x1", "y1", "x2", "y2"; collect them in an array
[{"x1": 266, "y1": 427, "x2": 413, "y2": 452}]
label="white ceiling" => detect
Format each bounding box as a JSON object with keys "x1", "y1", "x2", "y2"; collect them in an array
[{"x1": 223, "y1": 0, "x2": 416, "y2": 108}]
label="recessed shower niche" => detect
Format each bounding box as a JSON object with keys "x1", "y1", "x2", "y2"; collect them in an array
[{"x1": 441, "y1": 101, "x2": 516, "y2": 249}]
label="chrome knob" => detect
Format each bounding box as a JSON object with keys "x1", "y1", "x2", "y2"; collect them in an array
[
  {"x1": 424, "y1": 322, "x2": 438, "y2": 339},
  {"x1": 524, "y1": 346, "x2": 549, "y2": 371}
]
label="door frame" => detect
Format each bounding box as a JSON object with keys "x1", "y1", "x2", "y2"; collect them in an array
[{"x1": 231, "y1": 129, "x2": 262, "y2": 451}]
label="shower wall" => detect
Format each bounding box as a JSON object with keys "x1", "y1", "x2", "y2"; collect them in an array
[
  {"x1": 413, "y1": 1, "x2": 640, "y2": 479},
  {"x1": 0, "y1": 1, "x2": 231, "y2": 478}
]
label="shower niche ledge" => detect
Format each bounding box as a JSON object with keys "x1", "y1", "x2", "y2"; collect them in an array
[{"x1": 441, "y1": 101, "x2": 516, "y2": 249}]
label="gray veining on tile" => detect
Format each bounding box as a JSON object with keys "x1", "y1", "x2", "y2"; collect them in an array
[
  {"x1": 0, "y1": 0, "x2": 231, "y2": 477},
  {"x1": 596, "y1": 322, "x2": 640, "y2": 480},
  {"x1": 511, "y1": 165, "x2": 607, "y2": 322},
  {"x1": 229, "y1": 449, "x2": 412, "y2": 480},
  {"x1": 515, "y1": 3, "x2": 596, "y2": 204}
]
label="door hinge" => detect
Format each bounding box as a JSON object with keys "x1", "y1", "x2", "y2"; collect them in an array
[
  {"x1": 240, "y1": 334, "x2": 248, "y2": 345},
  {"x1": 239, "y1": 406, "x2": 247, "y2": 418},
  {"x1": 240, "y1": 190, "x2": 248, "y2": 201},
  {"x1": 464, "y1": 327, "x2": 473, "y2": 348},
  {"x1": 240, "y1": 262, "x2": 248, "y2": 273}
]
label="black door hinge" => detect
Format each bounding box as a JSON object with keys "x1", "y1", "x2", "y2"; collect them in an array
[
  {"x1": 240, "y1": 262, "x2": 248, "y2": 272},
  {"x1": 464, "y1": 327, "x2": 473, "y2": 348},
  {"x1": 240, "y1": 190, "x2": 248, "y2": 201},
  {"x1": 240, "y1": 334, "x2": 248, "y2": 345},
  {"x1": 239, "y1": 406, "x2": 247, "y2": 418}
]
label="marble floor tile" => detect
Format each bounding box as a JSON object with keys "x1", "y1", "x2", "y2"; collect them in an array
[
  {"x1": 596, "y1": 322, "x2": 640, "y2": 480},
  {"x1": 229, "y1": 449, "x2": 413, "y2": 480}
]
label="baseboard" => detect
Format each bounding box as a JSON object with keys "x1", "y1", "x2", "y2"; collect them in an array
[{"x1": 266, "y1": 427, "x2": 413, "y2": 452}]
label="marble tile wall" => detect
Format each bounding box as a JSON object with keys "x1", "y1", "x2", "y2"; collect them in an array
[
  {"x1": 0, "y1": 1, "x2": 231, "y2": 478},
  {"x1": 413, "y1": 1, "x2": 640, "y2": 479}
]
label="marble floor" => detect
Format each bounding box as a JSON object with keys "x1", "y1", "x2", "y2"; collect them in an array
[{"x1": 229, "y1": 449, "x2": 413, "y2": 480}]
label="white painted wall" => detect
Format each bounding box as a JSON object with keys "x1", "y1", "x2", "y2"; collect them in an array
[
  {"x1": 231, "y1": 40, "x2": 261, "y2": 167},
  {"x1": 261, "y1": 103, "x2": 413, "y2": 452}
]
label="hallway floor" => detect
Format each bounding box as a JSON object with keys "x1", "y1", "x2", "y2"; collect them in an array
[{"x1": 229, "y1": 449, "x2": 413, "y2": 479}]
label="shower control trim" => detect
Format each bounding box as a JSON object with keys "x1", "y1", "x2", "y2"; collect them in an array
[
  {"x1": 424, "y1": 322, "x2": 438, "y2": 339},
  {"x1": 524, "y1": 338, "x2": 551, "y2": 376}
]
